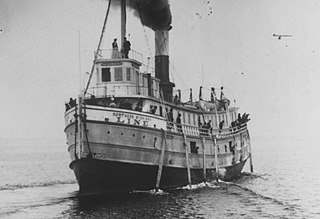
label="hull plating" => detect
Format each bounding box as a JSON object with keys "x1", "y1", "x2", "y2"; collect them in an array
[{"x1": 70, "y1": 157, "x2": 248, "y2": 194}]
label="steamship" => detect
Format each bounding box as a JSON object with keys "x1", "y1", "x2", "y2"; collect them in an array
[{"x1": 64, "y1": 0, "x2": 253, "y2": 194}]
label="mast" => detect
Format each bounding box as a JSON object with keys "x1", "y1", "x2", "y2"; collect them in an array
[
  {"x1": 121, "y1": 0, "x2": 126, "y2": 48},
  {"x1": 84, "y1": 0, "x2": 112, "y2": 96}
]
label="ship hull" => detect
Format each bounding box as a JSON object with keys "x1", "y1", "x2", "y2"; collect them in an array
[
  {"x1": 70, "y1": 157, "x2": 248, "y2": 194},
  {"x1": 65, "y1": 106, "x2": 251, "y2": 195}
]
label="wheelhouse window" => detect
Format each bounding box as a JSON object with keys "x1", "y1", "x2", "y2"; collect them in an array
[
  {"x1": 101, "y1": 68, "x2": 111, "y2": 82},
  {"x1": 143, "y1": 75, "x2": 148, "y2": 88},
  {"x1": 114, "y1": 67, "x2": 123, "y2": 81},
  {"x1": 126, "y1": 68, "x2": 131, "y2": 81},
  {"x1": 193, "y1": 114, "x2": 196, "y2": 125}
]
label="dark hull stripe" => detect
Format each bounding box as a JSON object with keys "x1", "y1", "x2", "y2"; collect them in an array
[{"x1": 70, "y1": 158, "x2": 247, "y2": 194}]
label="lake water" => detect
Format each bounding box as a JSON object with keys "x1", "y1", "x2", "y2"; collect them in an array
[{"x1": 0, "y1": 137, "x2": 319, "y2": 218}]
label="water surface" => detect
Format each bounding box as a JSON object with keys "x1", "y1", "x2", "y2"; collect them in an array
[{"x1": 0, "y1": 137, "x2": 319, "y2": 218}]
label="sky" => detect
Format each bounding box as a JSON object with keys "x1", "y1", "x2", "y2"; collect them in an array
[{"x1": 0, "y1": 0, "x2": 320, "y2": 141}]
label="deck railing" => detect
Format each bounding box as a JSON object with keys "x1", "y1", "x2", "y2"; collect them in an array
[
  {"x1": 84, "y1": 85, "x2": 159, "y2": 99},
  {"x1": 166, "y1": 121, "x2": 248, "y2": 137},
  {"x1": 97, "y1": 49, "x2": 143, "y2": 64}
]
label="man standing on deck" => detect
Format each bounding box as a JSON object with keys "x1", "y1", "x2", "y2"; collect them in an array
[
  {"x1": 123, "y1": 37, "x2": 131, "y2": 58},
  {"x1": 176, "y1": 113, "x2": 182, "y2": 132}
]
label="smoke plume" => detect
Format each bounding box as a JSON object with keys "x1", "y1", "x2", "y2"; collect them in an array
[{"x1": 114, "y1": 0, "x2": 172, "y2": 30}]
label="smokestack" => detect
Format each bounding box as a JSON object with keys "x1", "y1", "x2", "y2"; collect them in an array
[{"x1": 155, "y1": 27, "x2": 175, "y2": 102}]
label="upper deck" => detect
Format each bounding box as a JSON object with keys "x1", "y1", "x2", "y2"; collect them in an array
[
  {"x1": 85, "y1": 49, "x2": 160, "y2": 100},
  {"x1": 70, "y1": 46, "x2": 248, "y2": 133}
]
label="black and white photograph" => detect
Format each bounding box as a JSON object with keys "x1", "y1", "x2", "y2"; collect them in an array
[{"x1": 0, "y1": 0, "x2": 319, "y2": 218}]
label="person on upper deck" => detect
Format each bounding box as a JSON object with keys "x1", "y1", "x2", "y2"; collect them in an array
[
  {"x1": 220, "y1": 86, "x2": 225, "y2": 100},
  {"x1": 236, "y1": 113, "x2": 241, "y2": 126},
  {"x1": 134, "y1": 99, "x2": 143, "y2": 111},
  {"x1": 109, "y1": 97, "x2": 116, "y2": 107},
  {"x1": 176, "y1": 113, "x2": 182, "y2": 132},
  {"x1": 219, "y1": 120, "x2": 225, "y2": 133},
  {"x1": 168, "y1": 108, "x2": 174, "y2": 122},
  {"x1": 112, "y1": 38, "x2": 119, "y2": 59},
  {"x1": 173, "y1": 94, "x2": 180, "y2": 104},
  {"x1": 211, "y1": 87, "x2": 216, "y2": 102},
  {"x1": 123, "y1": 37, "x2": 131, "y2": 58},
  {"x1": 208, "y1": 120, "x2": 212, "y2": 133}
]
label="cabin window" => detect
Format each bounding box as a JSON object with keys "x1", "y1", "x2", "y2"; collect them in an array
[
  {"x1": 155, "y1": 81, "x2": 159, "y2": 92},
  {"x1": 126, "y1": 68, "x2": 131, "y2": 81},
  {"x1": 136, "y1": 71, "x2": 140, "y2": 94},
  {"x1": 144, "y1": 76, "x2": 148, "y2": 88},
  {"x1": 193, "y1": 114, "x2": 196, "y2": 126},
  {"x1": 115, "y1": 67, "x2": 123, "y2": 81},
  {"x1": 135, "y1": 71, "x2": 139, "y2": 83},
  {"x1": 190, "y1": 141, "x2": 198, "y2": 154},
  {"x1": 140, "y1": 75, "x2": 147, "y2": 88},
  {"x1": 188, "y1": 113, "x2": 191, "y2": 124},
  {"x1": 229, "y1": 141, "x2": 235, "y2": 154},
  {"x1": 159, "y1": 106, "x2": 163, "y2": 117},
  {"x1": 101, "y1": 68, "x2": 111, "y2": 82},
  {"x1": 150, "y1": 79, "x2": 153, "y2": 96},
  {"x1": 139, "y1": 73, "x2": 143, "y2": 86}
]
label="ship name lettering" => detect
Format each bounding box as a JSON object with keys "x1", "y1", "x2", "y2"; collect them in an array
[
  {"x1": 134, "y1": 119, "x2": 140, "y2": 125},
  {"x1": 112, "y1": 112, "x2": 151, "y2": 127},
  {"x1": 116, "y1": 116, "x2": 125, "y2": 123}
]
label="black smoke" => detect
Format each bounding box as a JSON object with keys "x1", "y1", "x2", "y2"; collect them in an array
[{"x1": 113, "y1": 0, "x2": 172, "y2": 30}]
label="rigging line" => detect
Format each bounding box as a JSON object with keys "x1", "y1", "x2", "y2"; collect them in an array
[
  {"x1": 84, "y1": 0, "x2": 112, "y2": 96},
  {"x1": 76, "y1": 0, "x2": 82, "y2": 93},
  {"x1": 169, "y1": 60, "x2": 188, "y2": 89},
  {"x1": 78, "y1": 30, "x2": 82, "y2": 93}
]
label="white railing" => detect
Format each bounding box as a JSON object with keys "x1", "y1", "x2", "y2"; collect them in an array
[
  {"x1": 97, "y1": 49, "x2": 143, "y2": 64},
  {"x1": 166, "y1": 121, "x2": 248, "y2": 138},
  {"x1": 84, "y1": 85, "x2": 159, "y2": 99}
]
